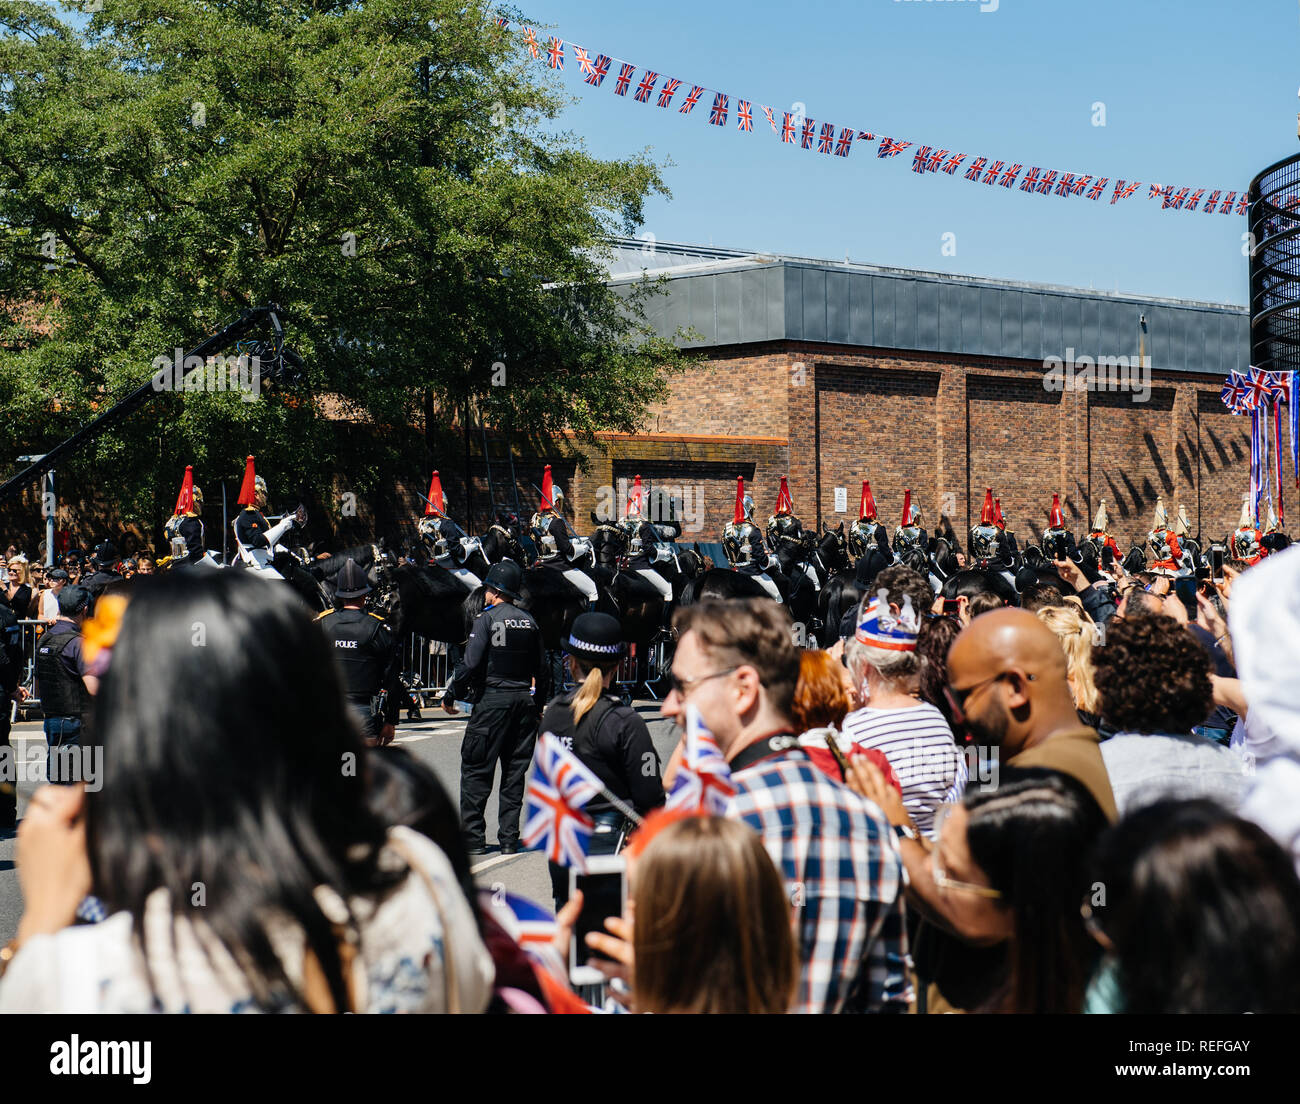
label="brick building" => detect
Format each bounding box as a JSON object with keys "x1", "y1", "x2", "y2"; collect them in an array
[{"x1": 535, "y1": 239, "x2": 1255, "y2": 552}]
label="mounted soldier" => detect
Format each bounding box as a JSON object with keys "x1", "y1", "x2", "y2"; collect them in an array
[
  {"x1": 616, "y1": 474, "x2": 675, "y2": 604},
  {"x1": 529, "y1": 464, "x2": 598, "y2": 605},
  {"x1": 1230, "y1": 496, "x2": 1268, "y2": 566},
  {"x1": 231, "y1": 455, "x2": 306, "y2": 579},
  {"x1": 846, "y1": 480, "x2": 890, "y2": 566},
  {"x1": 162, "y1": 465, "x2": 220, "y2": 570},
  {"x1": 1148, "y1": 498, "x2": 1192, "y2": 576},
  {"x1": 766, "y1": 476, "x2": 820, "y2": 595},
  {"x1": 721, "y1": 476, "x2": 781, "y2": 602},
  {"x1": 1085, "y1": 499, "x2": 1123, "y2": 568},
  {"x1": 416, "y1": 470, "x2": 482, "y2": 594}
]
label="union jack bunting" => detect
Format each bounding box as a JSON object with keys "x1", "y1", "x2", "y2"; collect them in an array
[
  {"x1": 1222, "y1": 374, "x2": 1248, "y2": 412},
  {"x1": 1236, "y1": 193, "x2": 1250, "y2": 216},
  {"x1": 523, "y1": 26, "x2": 539, "y2": 58},
  {"x1": 1166, "y1": 187, "x2": 1190, "y2": 210},
  {"x1": 1019, "y1": 167, "x2": 1042, "y2": 192},
  {"x1": 1243, "y1": 368, "x2": 1273, "y2": 410},
  {"x1": 1086, "y1": 177, "x2": 1109, "y2": 201},
  {"x1": 857, "y1": 131, "x2": 875, "y2": 141},
  {"x1": 1204, "y1": 190, "x2": 1221, "y2": 213},
  {"x1": 495, "y1": 16, "x2": 509, "y2": 28},
  {"x1": 878, "y1": 137, "x2": 911, "y2": 158},
  {"x1": 818, "y1": 122, "x2": 836, "y2": 153},
  {"x1": 573, "y1": 46, "x2": 594, "y2": 76},
  {"x1": 546, "y1": 37, "x2": 563, "y2": 69},
  {"x1": 710, "y1": 92, "x2": 729, "y2": 126},
  {"x1": 1035, "y1": 169, "x2": 1057, "y2": 195},
  {"x1": 835, "y1": 127, "x2": 854, "y2": 156},
  {"x1": 942, "y1": 152, "x2": 966, "y2": 174},
  {"x1": 679, "y1": 85, "x2": 705, "y2": 113},
  {"x1": 926, "y1": 148, "x2": 948, "y2": 173},
  {"x1": 998, "y1": 163, "x2": 1022, "y2": 187},
  {"x1": 1185, "y1": 188, "x2": 1205, "y2": 212},
  {"x1": 1265, "y1": 372, "x2": 1290, "y2": 403},
  {"x1": 1148, "y1": 183, "x2": 1172, "y2": 204},
  {"x1": 664, "y1": 706, "x2": 736, "y2": 817},
  {"x1": 1111, "y1": 180, "x2": 1140, "y2": 203},
  {"x1": 522, "y1": 733, "x2": 603, "y2": 869},
  {"x1": 981, "y1": 159, "x2": 1004, "y2": 184},
  {"x1": 801, "y1": 118, "x2": 817, "y2": 149},
  {"x1": 585, "y1": 54, "x2": 611, "y2": 86},
  {"x1": 781, "y1": 112, "x2": 796, "y2": 143},
  {"x1": 1055, "y1": 173, "x2": 1077, "y2": 197},
  {"x1": 657, "y1": 77, "x2": 681, "y2": 107},
  {"x1": 762, "y1": 105, "x2": 778, "y2": 131},
  {"x1": 912, "y1": 145, "x2": 932, "y2": 173},
  {"x1": 964, "y1": 156, "x2": 987, "y2": 182},
  {"x1": 737, "y1": 100, "x2": 753, "y2": 131},
  {"x1": 614, "y1": 63, "x2": 635, "y2": 95},
  {"x1": 633, "y1": 70, "x2": 658, "y2": 102},
  {"x1": 1219, "y1": 191, "x2": 1236, "y2": 214}
]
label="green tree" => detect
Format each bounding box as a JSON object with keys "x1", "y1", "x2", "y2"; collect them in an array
[{"x1": 0, "y1": 0, "x2": 691, "y2": 544}]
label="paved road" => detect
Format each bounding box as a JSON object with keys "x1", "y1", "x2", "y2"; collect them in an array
[{"x1": 0, "y1": 702, "x2": 682, "y2": 941}]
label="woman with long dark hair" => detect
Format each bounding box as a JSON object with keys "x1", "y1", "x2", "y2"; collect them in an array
[
  {"x1": 1, "y1": 572, "x2": 492, "y2": 1013},
  {"x1": 1085, "y1": 800, "x2": 1300, "y2": 1013}
]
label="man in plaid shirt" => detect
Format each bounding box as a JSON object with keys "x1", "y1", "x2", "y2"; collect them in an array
[{"x1": 665, "y1": 598, "x2": 912, "y2": 1013}]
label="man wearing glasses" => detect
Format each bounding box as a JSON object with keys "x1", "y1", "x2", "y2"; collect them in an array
[{"x1": 662, "y1": 597, "x2": 910, "y2": 1015}]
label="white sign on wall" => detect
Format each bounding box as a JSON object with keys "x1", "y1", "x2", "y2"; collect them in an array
[{"x1": 833, "y1": 486, "x2": 847, "y2": 513}]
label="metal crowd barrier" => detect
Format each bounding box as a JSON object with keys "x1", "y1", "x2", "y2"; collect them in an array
[
  {"x1": 13, "y1": 620, "x2": 45, "y2": 721},
  {"x1": 399, "y1": 634, "x2": 454, "y2": 707}
]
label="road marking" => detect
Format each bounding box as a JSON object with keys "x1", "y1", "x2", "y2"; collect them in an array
[{"x1": 470, "y1": 853, "x2": 531, "y2": 875}]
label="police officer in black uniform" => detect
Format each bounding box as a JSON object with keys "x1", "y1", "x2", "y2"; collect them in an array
[
  {"x1": 0, "y1": 585, "x2": 27, "y2": 828},
  {"x1": 82, "y1": 541, "x2": 123, "y2": 610},
  {"x1": 442, "y1": 560, "x2": 547, "y2": 856},
  {"x1": 315, "y1": 559, "x2": 400, "y2": 746},
  {"x1": 539, "y1": 611, "x2": 665, "y2": 908}
]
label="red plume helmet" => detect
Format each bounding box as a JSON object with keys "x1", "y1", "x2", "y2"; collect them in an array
[
  {"x1": 174, "y1": 466, "x2": 195, "y2": 515},
  {"x1": 774, "y1": 476, "x2": 794, "y2": 516},
  {"x1": 859, "y1": 480, "x2": 877, "y2": 522},
  {"x1": 900, "y1": 490, "x2": 914, "y2": 527},
  {"x1": 993, "y1": 498, "x2": 1005, "y2": 530},
  {"x1": 733, "y1": 477, "x2": 746, "y2": 525},
  {"x1": 540, "y1": 464, "x2": 555, "y2": 511},
  {"x1": 425, "y1": 471, "x2": 445, "y2": 517},
  {"x1": 236, "y1": 455, "x2": 257, "y2": 507},
  {"x1": 979, "y1": 487, "x2": 995, "y2": 525},
  {"x1": 1048, "y1": 493, "x2": 1065, "y2": 529}
]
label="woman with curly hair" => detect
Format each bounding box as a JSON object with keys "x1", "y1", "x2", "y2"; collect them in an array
[{"x1": 1092, "y1": 614, "x2": 1250, "y2": 816}]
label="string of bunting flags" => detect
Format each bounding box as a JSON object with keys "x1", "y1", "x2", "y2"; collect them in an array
[
  {"x1": 494, "y1": 15, "x2": 1249, "y2": 216},
  {"x1": 1220, "y1": 367, "x2": 1298, "y2": 528}
]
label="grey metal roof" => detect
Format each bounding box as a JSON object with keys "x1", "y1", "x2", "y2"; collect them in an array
[{"x1": 604, "y1": 238, "x2": 1249, "y2": 375}]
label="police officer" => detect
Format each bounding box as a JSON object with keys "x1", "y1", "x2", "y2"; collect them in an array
[
  {"x1": 82, "y1": 541, "x2": 124, "y2": 609},
  {"x1": 0, "y1": 585, "x2": 27, "y2": 828},
  {"x1": 315, "y1": 559, "x2": 400, "y2": 746},
  {"x1": 442, "y1": 560, "x2": 546, "y2": 856},
  {"x1": 539, "y1": 612, "x2": 665, "y2": 908},
  {"x1": 34, "y1": 584, "x2": 97, "y2": 785}
]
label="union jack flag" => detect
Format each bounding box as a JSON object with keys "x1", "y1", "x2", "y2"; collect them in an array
[
  {"x1": 1019, "y1": 167, "x2": 1042, "y2": 192},
  {"x1": 762, "y1": 106, "x2": 777, "y2": 131},
  {"x1": 1221, "y1": 373, "x2": 1248, "y2": 413},
  {"x1": 483, "y1": 889, "x2": 556, "y2": 949},
  {"x1": 615, "y1": 63, "x2": 635, "y2": 95},
  {"x1": 1243, "y1": 368, "x2": 1273, "y2": 410},
  {"x1": 1236, "y1": 192, "x2": 1250, "y2": 216},
  {"x1": 964, "y1": 157, "x2": 987, "y2": 182},
  {"x1": 926, "y1": 148, "x2": 948, "y2": 173},
  {"x1": 1036, "y1": 169, "x2": 1057, "y2": 195},
  {"x1": 585, "y1": 55, "x2": 611, "y2": 86},
  {"x1": 781, "y1": 112, "x2": 796, "y2": 142},
  {"x1": 912, "y1": 145, "x2": 932, "y2": 173},
  {"x1": 942, "y1": 152, "x2": 966, "y2": 174},
  {"x1": 523, "y1": 26, "x2": 539, "y2": 59},
  {"x1": 709, "y1": 92, "x2": 728, "y2": 126},
  {"x1": 546, "y1": 37, "x2": 564, "y2": 69},
  {"x1": 999, "y1": 163, "x2": 1022, "y2": 188},
  {"x1": 818, "y1": 122, "x2": 836, "y2": 153},
  {"x1": 1185, "y1": 188, "x2": 1205, "y2": 212},
  {"x1": 1166, "y1": 186, "x2": 1190, "y2": 210},
  {"x1": 573, "y1": 46, "x2": 594, "y2": 76},
  {"x1": 679, "y1": 85, "x2": 705, "y2": 113},
  {"x1": 657, "y1": 77, "x2": 681, "y2": 107},
  {"x1": 634, "y1": 70, "x2": 658, "y2": 102},
  {"x1": 878, "y1": 137, "x2": 911, "y2": 158},
  {"x1": 1219, "y1": 191, "x2": 1236, "y2": 214},
  {"x1": 1204, "y1": 189, "x2": 1221, "y2": 213},
  {"x1": 522, "y1": 732, "x2": 604, "y2": 869},
  {"x1": 835, "y1": 127, "x2": 854, "y2": 156},
  {"x1": 665, "y1": 706, "x2": 736, "y2": 817},
  {"x1": 984, "y1": 160, "x2": 1007, "y2": 184},
  {"x1": 737, "y1": 101, "x2": 753, "y2": 131},
  {"x1": 1265, "y1": 371, "x2": 1290, "y2": 403},
  {"x1": 1055, "y1": 173, "x2": 1077, "y2": 197},
  {"x1": 1148, "y1": 183, "x2": 1172, "y2": 204},
  {"x1": 1111, "y1": 180, "x2": 1140, "y2": 204},
  {"x1": 801, "y1": 118, "x2": 817, "y2": 149},
  {"x1": 857, "y1": 131, "x2": 875, "y2": 141},
  {"x1": 1087, "y1": 177, "x2": 1109, "y2": 201}
]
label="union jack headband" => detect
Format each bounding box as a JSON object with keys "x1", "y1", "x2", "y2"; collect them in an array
[{"x1": 855, "y1": 590, "x2": 920, "y2": 652}]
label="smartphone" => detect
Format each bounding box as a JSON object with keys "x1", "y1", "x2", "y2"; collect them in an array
[
  {"x1": 569, "y1": 855, "x2": 627, "y2": 987},
  {"x1": 824, "y1": 728, "x2": 851, "y2": 780},
  {"x1": 1210, "y1": 545, "x2": 1224, "y2": 583},
  {"x1": 1101, "y1": 545, "x2": 1114, "y2": 569},
  {"x1": 942, "y1": 597, "x2": 960, "y2": 617},
  {"x1": 1174, "y1": 576, "x2": 1199, "y2": 620}
]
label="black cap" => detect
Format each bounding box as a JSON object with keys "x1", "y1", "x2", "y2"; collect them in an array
[
  {"x1": 563, "y1": 612, "x2": 626, "y2": 662},
  {"x1": 92, "y1": 540, "x2": 117, "y2": 566},
  {"x1": 48, "y1": 568, "x2": 69, "y2": 583},
  {"x1": 483, "y1": 560, "x2": 523, "y2": 601},
  {"x1": 57, "y1": 585, "x2": 90, "y2": 616},
  {"x1": 335, "y1": 558, "x2": 372, "y2": 599}
]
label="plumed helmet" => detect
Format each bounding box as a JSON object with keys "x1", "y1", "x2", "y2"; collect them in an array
[
  {"x1": 1230, "y1": 525, "x2": 1266, "y2": 564},
  {"x1": 969, "y1": 523, "x2": 1001, "y2": 563}
]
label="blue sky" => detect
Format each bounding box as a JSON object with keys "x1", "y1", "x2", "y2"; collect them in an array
[{"x1": 525, "y1": 0, "x2": 1298, "y2": 306}]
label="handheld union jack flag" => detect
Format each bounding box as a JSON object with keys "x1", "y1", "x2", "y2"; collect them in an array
[
  {"x1": 634, "y1": 70, "x2": 658, "y2": 103},
  {"x1": 573, "y1": 46, "x2": 594, "y2": 76},
  {"x1": 679, "y1": 85, "x2": 705, "y2": 113},
  {"x1": 801, "y1": 118, "x2": 817, "y2": 149},
  {"x1": 546, "y1": 37, "x2": 564, "y2": 69},
  {"x1": 878, "y1": 137, "x2": 911, "y2": 158},
  {"x1": 709, "y1": 92, "x2": 729, "y2": 126},
  {"x1": 835, "y1": 127, "x2": 854, "y2": 156},
  {"x1": 781, "y1": 112, "x2": 796, "y2": 142},
  {"x1": 964, "y1": 157, "x2": 987, "y2": 182},
  {"x1": 998, "y1": 163, "x2": 1022, "y2": 188},
  {"x1": 665, "y1": 705, "x2": 736, "y2": 817},
  {"x1": 483, "y1": 889, "x2": 556, "y2": 950},
  {"x1": 614, "y1": 63, "x2": 635, "y2": 95},
  {"x1": 522, "y1": 732, "x2": 604, "y2": 869},
  {"x1": 523, "y1": 26, "x2": 539, "y2": 59},
  {"x1": 1087, "y1": 177, "x2": 1109, "y2": 201},
  {"x1": 737, "y1": 101, "x2": 754, "y2": 132},
  {"x1": 818, "y1": 122, "x2": 835, "y2": 153},
  {"x1": 585, "y1": 54, "x2": 611, "y2": 86},
  {"x1": 942, "y1": 152, "x2": 966, "y2": 175},
  {"x1": 657, "y1": 77, "x2": 681, "y2": 107}
]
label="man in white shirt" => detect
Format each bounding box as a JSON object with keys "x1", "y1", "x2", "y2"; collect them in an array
[{"x1": 40, "y1": 568, "x2": 68, "y2": 624}]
